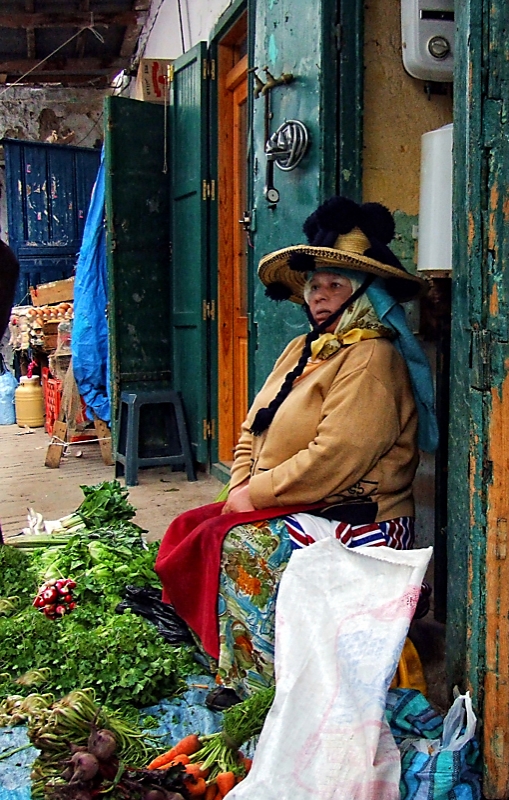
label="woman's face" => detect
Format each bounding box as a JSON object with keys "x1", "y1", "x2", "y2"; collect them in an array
[{"x1": 306, "y1": 272, "x2": 353, "y2": 332}]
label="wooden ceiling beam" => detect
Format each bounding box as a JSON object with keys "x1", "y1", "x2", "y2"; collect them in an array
[
  {"x1": 76, "y1": 0, "x2": 91, "y2": 58},
  {"x1": 0, "y1": 57, "x2": 127, "y2": 76},
  {"x1": 119, "y1": 0, "x2": 151, "y2": 58},
  {"x1": 25, "y1": 0, "x2": 36, "y2": 60},
  {"x1": 0, "y1": 11, "x2": 145, "y2": 29}
]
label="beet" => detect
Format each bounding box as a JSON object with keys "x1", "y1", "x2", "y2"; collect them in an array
[
  {"x1": 69, "y1": 751, "x2": 99, "y2": 783},
  {"x1": 144, "y1": 791, "x2": 168, "y2": 800},
  {"x1": 60, "y1": 765, "x2": 74, "y2": 782},
  {"x1": 69, "y1": 744, "x2": 88, "y2": 754},
  {"x1": 87, "y1": 727, "x2": 117, "y2": 761}
]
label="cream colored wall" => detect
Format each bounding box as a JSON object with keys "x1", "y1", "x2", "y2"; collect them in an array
[{"x1": 363, "y1": 0, "x2": 453, "y2": 215}]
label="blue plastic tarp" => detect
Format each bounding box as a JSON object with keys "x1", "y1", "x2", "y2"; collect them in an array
[
  {"x1": 0, "y1": 674, "x2": 222, "y2": 800},
  {"x1": 0, "y1": 726, "x2": 38, "y2": 800},
  {"x1": 72, "y1": 150, "x2": 110, "y2": 423}
]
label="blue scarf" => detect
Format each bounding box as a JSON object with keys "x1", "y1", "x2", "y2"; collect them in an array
[
  {"x1": 366, "y1": 278, "x2": 439, "y2": 453},
  {"x1": 319, "y1": 268, "x2": 439, "y2": 452}
]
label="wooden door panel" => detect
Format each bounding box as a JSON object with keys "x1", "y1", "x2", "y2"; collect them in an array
[
  {"x1": 104, "y1": 96, "x2": 171, "y2": 433},
  {"x1": 170, "y1": 41, "x2": 210, "y2": 464},
  {"x1": 217, "y1": 44, "x2": 249, "y2": 462}
]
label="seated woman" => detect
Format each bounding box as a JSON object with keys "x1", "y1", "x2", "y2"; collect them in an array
[{"x1": 155, "y1": 197, "x2": 438, "y2": 709}]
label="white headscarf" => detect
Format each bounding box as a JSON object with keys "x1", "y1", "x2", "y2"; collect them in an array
[{"x1": 303, "y1": 269, "x2": 385, "y2": 338}]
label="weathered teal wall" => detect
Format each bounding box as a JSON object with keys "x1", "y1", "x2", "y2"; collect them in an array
[
  {"x1": 251, "y1": 0, "x2": 336, "y2": 391},
  {"x1": 448, "y1": 1, "x2": 509, "y2": 795}
]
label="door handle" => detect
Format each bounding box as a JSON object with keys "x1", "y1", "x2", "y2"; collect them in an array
[{"x1": 238, "y1": 211, "x2": 251, "y2": 231}]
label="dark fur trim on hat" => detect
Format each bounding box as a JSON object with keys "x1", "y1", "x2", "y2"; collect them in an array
[
  {"x1": 302, "y1": 212, "x2": 320, "y2": 243},
  {"x1": 314, "y1": 196, "x2": 360, "y2": 236},
  {"x1": 265, "y1": 282, "x2": 292, "y2": 301},
  {"x1": 289, "y1": 251, "x2": 315, "y2": 272},
  {"x1": 360, "y1": 203, "x2": 395, "y2": 245},
  {"x1": 364, "y1": 240, "x2": 403, "y2": 271},
  {"x1": 302, "y1": 197, "x2": 398, "y2": 252},
  {"x1": 302, "y1": 197, "x2": 360, "y2": 243}
]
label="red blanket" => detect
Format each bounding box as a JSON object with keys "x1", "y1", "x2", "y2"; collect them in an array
[{"x1": 155, "y1": 501, "x2": 321, "y2": 659}]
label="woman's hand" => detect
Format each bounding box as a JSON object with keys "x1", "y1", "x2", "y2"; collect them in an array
[{"x1": 222, "y1": 482, "x2": 255, "y2": 514}]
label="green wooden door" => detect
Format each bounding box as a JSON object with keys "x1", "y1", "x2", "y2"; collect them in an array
[
  {"x1": 104, "y1": 96, "x2": 171, "y2": 438},
  {"x1": 170, "y1": 42, "x2": 211, "y2": 463},
  {"x1": 448, "y1": 2, "x2": 509, "y2": 794},
  {"x1": 250, "y1": 0, "x2": 363, "y2": 391}
]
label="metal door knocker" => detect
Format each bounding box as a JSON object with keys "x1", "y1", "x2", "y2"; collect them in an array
[
  {"x1": 264, "y1": 120, "x2": 309, "y2": 204},
  {"x1": 250, "y1": 66, "x2": 310, "y2": 206}
]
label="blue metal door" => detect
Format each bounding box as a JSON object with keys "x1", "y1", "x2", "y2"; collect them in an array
[{"x1": 3, "y1": 139, "x2": 100, "y2": 303}]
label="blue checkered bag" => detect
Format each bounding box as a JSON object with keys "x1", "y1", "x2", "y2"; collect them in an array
[{"x1": 386, "y1": 689, "x2": 482, "y2": 800}]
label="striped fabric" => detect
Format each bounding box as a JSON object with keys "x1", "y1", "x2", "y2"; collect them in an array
[{"x1": 284, "y1": 512, "x2": 414, "y2": 551}]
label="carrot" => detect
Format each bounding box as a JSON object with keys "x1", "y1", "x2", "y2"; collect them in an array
[
  {"x1": 240, "y1": 756, "x2": 252, "y2": 773},
  {"x1": 204, "y1": 784, "x2": 217, "y2": 800},
  {"x1": 185, "y1": 762, "x2": 210, "y2": 779},
  {"x1": 216, "y1": 771, "x2": 236, "y2": 796},
  {"x1": 147, "y1": 734, "x2": 201, "y2": 769},
  {"x1": 185, "y1": 776, "x2": 207, "y2": 796},
  {"x1": 158, "y1": 753, "x2": 190, "y2": 770}
]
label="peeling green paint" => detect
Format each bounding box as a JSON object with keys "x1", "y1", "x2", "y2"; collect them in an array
[
  {"x1": 268, "y1": 33, "x2": 278, "y2": 65},
  {"x1": 392, "y1": 210, "x2": 418, "y2": 276}
]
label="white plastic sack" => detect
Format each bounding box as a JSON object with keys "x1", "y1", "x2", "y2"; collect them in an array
[
  {"x1": 229, "y1": 539, "x2": 432, "y2": 800},
  {"x1": 410, "y1": 691, "x2": 477, "y2": 756}
]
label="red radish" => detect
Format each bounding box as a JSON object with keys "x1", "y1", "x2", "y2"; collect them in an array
[
  {"x1": 55, "y1": 605, "x2": 66, "y2": 616},
  {"x1": 66, "y1": 580, "x2": 77, "y2": 589},
  {"x1": 68, "y1": 602, "x2": 77, "y2": 610},
  {"x1": 42, "y1": 588, "x2": 58, "y2": 603},
  {"x1": 64, "y1": 594, "x2": 73, "y2": 603}
]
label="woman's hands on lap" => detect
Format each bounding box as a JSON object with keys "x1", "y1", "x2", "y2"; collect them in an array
[{"x1": 222, "y1": 481, "x2": 255, "y2": 514}]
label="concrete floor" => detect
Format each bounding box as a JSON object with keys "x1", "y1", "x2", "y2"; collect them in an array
[{"x1": 0, "y1": 423, "x2": 222, "y2": 542}]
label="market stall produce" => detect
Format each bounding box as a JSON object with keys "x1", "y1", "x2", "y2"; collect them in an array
[{"x1": 0, "y1": 482, "x2": 195, "y2": 716}]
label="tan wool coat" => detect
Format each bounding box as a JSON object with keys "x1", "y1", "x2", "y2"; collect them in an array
[{"x1": 230, "y1": 335, "x2": 419, "y2": 522}]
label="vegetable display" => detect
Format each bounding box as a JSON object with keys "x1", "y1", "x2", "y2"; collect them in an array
[
  {"x1": 0, "y1": 482, "x2": 275, "y2": 800},
  {"x1": 148, "y1": 687, "x2": 275, "y2": 797},
  {"x1": 0, "y1": 481, "x2": 195, "y2": 715},
  {"x1": 32, "y1": 578, "x2": 77, "y2": 619},
  {"x1": 16, "y1": 688, "x2": 185, "y2": 800}
]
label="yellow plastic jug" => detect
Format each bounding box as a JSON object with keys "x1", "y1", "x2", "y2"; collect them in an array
[{"x1": 15, "y1": 377, "x2": 44, "y2": 428}]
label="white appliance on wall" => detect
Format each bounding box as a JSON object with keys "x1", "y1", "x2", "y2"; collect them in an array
[
  {"x1": 401, "y1": 0, "x2": 454, "y2": 82},
  {"x1": 418, "y1": 123, "x2": 453, "y2": 275}
]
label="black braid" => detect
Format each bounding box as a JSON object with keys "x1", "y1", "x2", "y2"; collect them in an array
[{"x1": 250, "y1": 276, "x2": 373, "y2": 435}]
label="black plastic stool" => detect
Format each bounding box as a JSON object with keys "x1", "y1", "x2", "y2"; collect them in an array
[{"x1": 115, "y1": 389, "x2": 196, "y2": 486}]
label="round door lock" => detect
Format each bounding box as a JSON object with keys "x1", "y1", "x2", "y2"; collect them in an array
[
  {"x1": 265, "y1": 187, "x2": 280, "y2": 204},
  {"x1": 428, "y1": 35, "x2": 450, "y2": 60}
]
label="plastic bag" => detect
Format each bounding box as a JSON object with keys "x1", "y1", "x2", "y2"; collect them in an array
[
  {"x1": 115, "y1": 585, "x2": 194, "y2": 645},
  {"x1": 0, "y1": 358, "x2": 17, "y2": 424},
  {"x1": 386, "y1": 688, "x2": 481, "y2": 800},
  {"x1": 228, "y1": 539, "x2": 432, "y2": 800}
]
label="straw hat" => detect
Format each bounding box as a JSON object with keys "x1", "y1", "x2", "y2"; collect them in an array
[{"x1": 258, "y1": 196, "x2": 427, "y2": 304}]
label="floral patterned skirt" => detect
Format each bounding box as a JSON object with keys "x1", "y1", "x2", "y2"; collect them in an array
[
  {"x1": 212, "y1": 514, "x2": 414, "y2": 698},
  {"x1": 216, "y1": 517, "x2": 292, "y2": 698}
]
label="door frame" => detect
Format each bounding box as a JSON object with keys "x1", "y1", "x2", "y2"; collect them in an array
[
  {"x1": 216, "y1": 25, "x2": 249, "y2": 464},
  {"x1": 208, "y1": 0, "x2": 250, "y2": 470}
]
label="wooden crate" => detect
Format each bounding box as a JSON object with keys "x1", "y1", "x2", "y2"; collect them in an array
[
  {"x1": 42, "y1": 320, "x2": 59, "y2": 352},
  {"x1": 30, "y1": 277, "x2": 74, "y2": 306}
]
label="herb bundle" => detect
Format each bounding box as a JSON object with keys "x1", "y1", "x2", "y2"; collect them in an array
[{"x1": 0, "y1": 482, "x2": 195, "y2": 719}]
